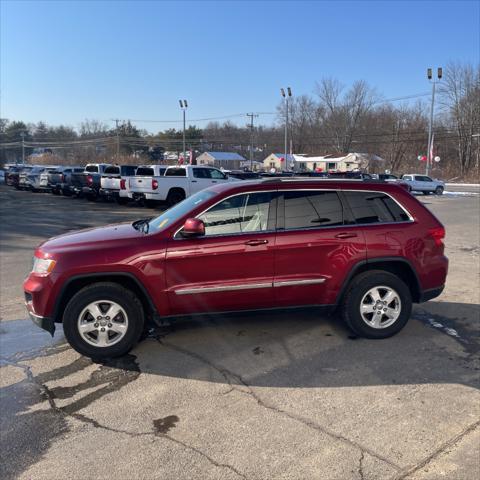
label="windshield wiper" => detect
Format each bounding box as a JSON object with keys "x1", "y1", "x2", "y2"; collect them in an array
[{"x1": 132, "y1": 217, "x2": 154, "y2": 233}]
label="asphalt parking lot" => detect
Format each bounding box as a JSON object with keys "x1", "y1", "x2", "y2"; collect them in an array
[{"x1": 1, "y1": 184, "x2": 479, "y2": 480}]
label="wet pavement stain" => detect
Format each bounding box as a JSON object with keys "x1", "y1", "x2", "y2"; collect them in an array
[
  {"x1": 0, "y1": 354, "x2": 141, "y2": 480},
  {"x1": 413, "y1": 308, "x2": 480, "y2": 356},
  {"x1": 153, "y1": 415, "x2": 179, "y2": 435},
  {"x1": 252, "y1": 346, "x2": 264, "y2": 355}
]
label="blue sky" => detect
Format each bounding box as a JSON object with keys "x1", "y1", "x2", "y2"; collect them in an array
[{"x1": 1, "y1": 0, "x2": 479, "y2": 132}]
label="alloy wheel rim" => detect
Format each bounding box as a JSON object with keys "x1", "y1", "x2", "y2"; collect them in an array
[
  {"x1": 360, "y1": 286, "x2": 401, "y2": 329},
  {"x1": 77, "y1": 300, "x2": 128, "y2": 347}
]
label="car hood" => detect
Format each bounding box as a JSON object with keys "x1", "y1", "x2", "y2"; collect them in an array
[{"x1": 38, "y1": 222, "x2": 146, "y2": 253}]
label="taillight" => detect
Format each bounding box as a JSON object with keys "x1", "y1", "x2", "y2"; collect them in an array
[
  {"x1": 120, "y1": 179, "x2": 126, "y2": 190},
  {"x1": 87, "y1": 175, "x2": 93, "y2": 186},
  {"x1": 429, "y1": 227, "x2": 445, "y2": 247},
  {"x1": 60, "y1": 174, "x2": 65, "y2": 182},
  {"x1": 152, "y1": 179, "x2": 158, "y2": 190}
]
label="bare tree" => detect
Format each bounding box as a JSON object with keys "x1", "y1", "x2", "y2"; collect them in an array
[{"x1": 438, "y1": 62, "x2": 480, "y2": 175}]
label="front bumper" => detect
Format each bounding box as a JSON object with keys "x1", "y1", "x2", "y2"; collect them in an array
[
  {"x1": 24, "y1": 272, "x2": 59, "y2": 336},
  {"x1": 25, "y1": 299, "x2": 55, "y2": 336}
]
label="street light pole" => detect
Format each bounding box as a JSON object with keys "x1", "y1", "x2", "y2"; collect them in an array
[
  {"x1": 281, "y1": 87, "x2": 292, "y2": 170},
  {"x1": 20, "y1": 132, "x2": 25, "y2": 164},
  {"x1": 179, "y1": 100, "x2": 188, "y2": 162},
  {"x1": 426, "y1": 67, "x2": 442, "y2": 176}
]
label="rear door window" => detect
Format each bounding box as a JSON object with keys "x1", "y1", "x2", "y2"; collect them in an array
[
  {"x1": 283, "y1": 191, "x2": 344, "y2": 230},
  {"x1": 165, "y1": 168, "x2": 187, "y2": 177},
  {"x1": 343, "y1": 191, "x2": 410, "y2": 223},
  {"x1": 193, "y1": 168, "x2": 211, "y2": 179}
]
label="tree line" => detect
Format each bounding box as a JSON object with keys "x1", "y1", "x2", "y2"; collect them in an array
[{"x1": 1, "y1": 62, "x2": 478, "y2": 178}]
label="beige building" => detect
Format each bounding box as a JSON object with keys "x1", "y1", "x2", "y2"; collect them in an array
[{"x1": 263, "y1": 153, "x2": 296, "y2": 171}]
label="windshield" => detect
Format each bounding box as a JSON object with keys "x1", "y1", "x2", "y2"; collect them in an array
[{"x1": 148, "y1": 189, "x2": 217, "y2": 233}]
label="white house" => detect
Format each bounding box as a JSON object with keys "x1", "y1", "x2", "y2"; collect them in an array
[
  {"x1": 263, "y1": 152, "x2": 384, "y2": 172},
  {"x1": 196, "y1": 151, "x2": 246, "y2": 170}
]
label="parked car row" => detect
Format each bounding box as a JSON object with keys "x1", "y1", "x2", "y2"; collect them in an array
[
  {"x1": 4, "y1": 163, "x2": 237, "y2": 207},
  {"x1": 4, "y1": 163, "x2": 446, "y2": 210}
]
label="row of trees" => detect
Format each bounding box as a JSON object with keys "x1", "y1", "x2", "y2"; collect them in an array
[{"x1": 1, "y1": 62, "x2": 478, "y2": 178}]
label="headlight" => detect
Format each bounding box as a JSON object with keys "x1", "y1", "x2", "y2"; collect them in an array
[{"x1": 32, "y1": 257, "x2": 56, "y2": 274}]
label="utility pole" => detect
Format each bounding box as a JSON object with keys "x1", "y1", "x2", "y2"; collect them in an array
[
  {"x1": 20, "y1": 131, "x2": 26, "y2": 164},
  {"x1": 426, "y1": 67, "x2": 442, "y2": 176},
  {"x1": 114, "y1": 119, "x2": 120, "y2": 162},
  {"x1": 280, "y1": 87, "x2": 292, "y2": 171},
  {"x1": 179, "y1": 100, "x2": 188, "y2": 162},
  {"x1": 246, "y1": 113, "x2": 259, "y2": 170}
]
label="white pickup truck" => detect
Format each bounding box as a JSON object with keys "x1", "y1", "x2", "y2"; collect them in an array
[
  {"x1": 128, "y1": 165, "x2": 234, "y2": 206},
  {"x1": 99, "y1": 164, "x2": 138, "y2": 204}
]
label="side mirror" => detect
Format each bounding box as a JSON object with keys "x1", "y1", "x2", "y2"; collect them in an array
[{"x1": 181, "y1": 218, "x2": 205, "y2": 238}]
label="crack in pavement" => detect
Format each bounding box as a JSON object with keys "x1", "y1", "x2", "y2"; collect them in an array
[
  {"x1": 358, "y1": 450, "x2": 365, "y2": 480},
  {"x1": 156, "y1": 337, "x2": 402, "y2": 472},
  {"x1": 392, "y1": 419, "x2": 480, "y2": 480},
  {"x1": 2, "y1": 355, "x2": 248, "y2": 480}
]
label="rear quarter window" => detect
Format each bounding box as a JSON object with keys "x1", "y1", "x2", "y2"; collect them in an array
[
  {"x1": 85, "y1": 165, "x2": 99, "y2": 173},
  {"x1": 343, "y1": 191, "x2": 410, "y2": 223}
]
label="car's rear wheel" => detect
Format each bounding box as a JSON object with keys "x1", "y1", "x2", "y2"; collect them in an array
[
  {"x1": 63, "y1": 282, "x2": 145, "y2": 359},
  {"x1": 435, "y1": 186, "x2": 444, "y2": 195},
  {"x1": 341, "y1": 270, "x2": 412, "y2": 339},
  {"x1": 166, "y1": 189, "x2": 186, "y2": 207}
]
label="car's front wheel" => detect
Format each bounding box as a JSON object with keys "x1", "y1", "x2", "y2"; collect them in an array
[
  {"x1": 341, "y1": 270, "x2": 412, "y2": 339},
  {"x1": 63, "y1": 282, "x2": 145, "y2": 359},
  {"x1": 435, "y1": 186, "x2": 444, "y2": 195}
]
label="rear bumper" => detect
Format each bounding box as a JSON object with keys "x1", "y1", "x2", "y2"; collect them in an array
[
  {"x1": 99, "y1": 188, "x2": 119, "y2": 198},
  {"x1": 419, "y1": 285, "x2": 445, "y2": 303}
]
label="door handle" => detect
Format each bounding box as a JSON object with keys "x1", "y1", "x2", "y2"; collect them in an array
[
  {"x1": 245, "y1": 239, "x2": 269, "y2": 246},
  {"x1": 335, "y1": 232, "x2": 358, "y2": 239},
  {"x1": 211, "y1": 181, "x2": 217, "y2": 183},
  {"x1": 191, "y1": 180, "x2": 197, "y2": 183}
]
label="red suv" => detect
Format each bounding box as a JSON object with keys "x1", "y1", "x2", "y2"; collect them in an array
[{"x1": 24, "y1": 179, "x2": 448, "y2": 358}]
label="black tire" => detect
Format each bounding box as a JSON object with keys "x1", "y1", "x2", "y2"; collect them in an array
[
  {"x1": 63, "y1": 282, "x2": 145, "y2": 359},
  {"x1": 341, "y1": 270, "x2": 412, "y2": 339},
  {"x1": 166, "y1": 189, "x2": 186, "y2": 207},
  {"x1": 52, "y1": 188, "x2": 60, "y2": 195},
  {"x1": 435, "y1": 186, "x2": 444, "y2": 195}
]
